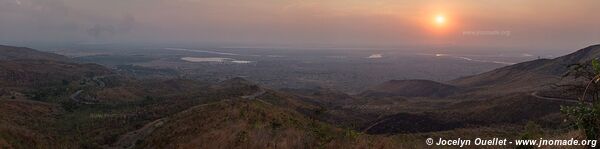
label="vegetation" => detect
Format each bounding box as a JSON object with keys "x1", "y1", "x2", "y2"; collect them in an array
[
  {"x1": 516, "y1": 121, "x2": 543, "y2": 149},
  {"x1": 5, "y1": 44, "x2": 600, "y2": 148},
  {"x1": 561, "y1": 59, "x2": 600, "y2": 140}
]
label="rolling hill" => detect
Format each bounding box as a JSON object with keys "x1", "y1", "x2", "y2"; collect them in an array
[
  {"x1": 353, "y1": 45, "x2": 600, "y2": 134},
  {"x1": 0, "y1": 60, "x2": 112, "y2": 89},
  {"x1": 137, "y1": 100, "x2": 396, "y2": 149},
  {"x1": 449, "y1": 44, "x2": 600, "y2": 94},
  {"x1": 359, "y1": 79, "x2": 460, "y2": 98},
  {"x1": 0, "y1": 45, "x2": 69, "y2": 61}
]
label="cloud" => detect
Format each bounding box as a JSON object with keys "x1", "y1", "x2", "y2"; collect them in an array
[
  {"x1": 0, "y1": 0, "x2": 139, "y2": 42},
  {"x1": 87, "y1": 24, "x2": 116, "y2": 38},
  {"x1": 86, "y1": 15, "x2": 135, "y2": 39}
]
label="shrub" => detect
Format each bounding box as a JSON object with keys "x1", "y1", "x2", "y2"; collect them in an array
[
  {"x1": 561, "y1": 59, "x2": 600, "y2": 140},
  {"x1": 561, "y1": 104, "x2": 599, "y2": 140}
]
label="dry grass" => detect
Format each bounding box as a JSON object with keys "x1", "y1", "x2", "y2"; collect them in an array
[
  {"x1": 0, "y1": 98, "x2": 71, "y2": 148},
  {"x1": 139, "y1": 100, "x2": 405, "y2": 149}
]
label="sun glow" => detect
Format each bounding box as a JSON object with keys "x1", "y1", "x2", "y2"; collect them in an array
[
  {"x1": 426, "y1": 13, "x2": 453, "y2": 35},
  {"x1": 434, "y1": 15, "x2": 446, "y2": 26},
  {"x1": 423, "y1": 11, "x2": 457, "y2": 37}
]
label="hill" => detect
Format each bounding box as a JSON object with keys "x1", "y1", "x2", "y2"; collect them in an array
[
  {"x1": 0, "y1": 45, "x2": 68, "y2": 61},
  {"x1": 0, "y1": 60, "x2": 112, "y2": 89},
  {"x1": 450, "y1": 44, "x2": 600, "y2": 93},
  {"x1": 137, "y1": 100, "x2": 396, "y2": 149},
  {"x1": 0, "y1": 45, "x2": 112, "y2": 91},
  {"x1": 354, "y1": 45, "x2": 600, "y2": 134},
  {"x1": 0, "y1": 98, "x2": 66, "y2": 148},
  {"x1": 359, "y1": 79, "x2": 459, "y2": 98}
]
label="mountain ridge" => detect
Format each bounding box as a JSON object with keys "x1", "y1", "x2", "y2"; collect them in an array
[
  {"x1": 0, "y1": 45, "x2": 69, "y2": 61},
  {"x1": 359, "y1": 79, "x2": 459, "y2": 98},
  {"x1": 448, "y1": 44, "x2": 600, "y2": 93}
]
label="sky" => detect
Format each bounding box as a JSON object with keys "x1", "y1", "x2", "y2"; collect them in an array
[{"x1": 0, "y1": 0, "x2": 599, "y2": 51}]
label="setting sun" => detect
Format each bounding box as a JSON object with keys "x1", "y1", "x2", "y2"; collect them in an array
[
  {"x1": 434, "y1": 15, "x2": 446, "y2": 26},
  {"x1": 426, "y1": 13, "x2": 451, "y2": 34}
]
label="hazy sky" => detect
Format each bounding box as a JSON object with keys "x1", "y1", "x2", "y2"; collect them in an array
[{"x1": 1, "y1": 0, "x2": 599, "y2": 51}]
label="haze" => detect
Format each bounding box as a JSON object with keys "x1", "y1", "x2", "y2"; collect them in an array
[{"x1": 1, "y1": 0, "x2": 599, "y2": 52}]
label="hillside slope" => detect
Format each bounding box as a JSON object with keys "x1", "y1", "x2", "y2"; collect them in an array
[
  {"x1": 139, "y1": 100, "x2": 396, "y2": 149},
  {"x1": 0, "y1": 45, "x2": 68, "y2": 61},
  {"x1": 359, "y1": 79, "x2": 459, "y2": 98},
  {"x1": 450, "y1": 44, "x2": 600, "y2": 93},
  {"x1": 0, "y1": 60, "x2": 112, "y2": 89},
  {"x1": 0, "y1": 98, "x2": 69, "y2": 148}
]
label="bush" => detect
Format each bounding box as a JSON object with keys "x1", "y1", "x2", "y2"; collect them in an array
[
  {"x1": 561, "y1": 59, "x2": 600, "y2": 140},
  {"x1": 561, "y1": 103, "x2": 600, "y2": 140}
]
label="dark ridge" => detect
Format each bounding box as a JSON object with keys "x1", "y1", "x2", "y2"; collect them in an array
[
  {"x1": 0, "y1": 45, "x2": 69, "y2": 61},
  {"x1": 360, "y1": 79, "x2": 459, "y2": 98}
]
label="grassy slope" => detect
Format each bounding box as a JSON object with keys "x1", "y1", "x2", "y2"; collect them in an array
[
  {"x1": 0, "y1": 98, "x2": 75, "y2": 148},
  {"x1": 140, "y1": 99, "x2": 399, "y2": 149}
]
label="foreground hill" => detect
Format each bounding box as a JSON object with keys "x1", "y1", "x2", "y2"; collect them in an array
[
  {"x1": 0, "y1": 98, "x2": 64, "y2": 148},
  {"x1": 359, "y1": 79, "x2": 459, "y2": 98},
  {"x1": 138, "y1": 100, "x2": 396, "y2": 149}
]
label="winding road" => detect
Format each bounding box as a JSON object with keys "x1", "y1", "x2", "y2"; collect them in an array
[
  {"x1": 361, "y1": 115, "x2": 389, "y2": 133},
  {"x1": 69, "y1": 90, "x2": 95, "y2": 105},
  {"x1": 69, "y1": 75, "x2": 113, "y2": 105},
  {"x1": 530, "y1": 91, "x2": 584, "y2": 103}
]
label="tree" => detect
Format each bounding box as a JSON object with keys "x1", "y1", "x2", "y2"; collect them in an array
[{"x1": 561, "y1": 59, "x2": 600, "y2": 140}]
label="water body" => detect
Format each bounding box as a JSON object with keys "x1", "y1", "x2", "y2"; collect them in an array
[
  {"x1": 181, "y1": 57, "x2": 253, "y2": 64},
  {"x1": 433, "y1": 54, "x2": 516, "y2": 65},
  {"x1": 165, "y1": 48, "x2": 239, "y2": 56},
  {"x1": 367, "y1": 54, "x2": 383, "y2": 59}
]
